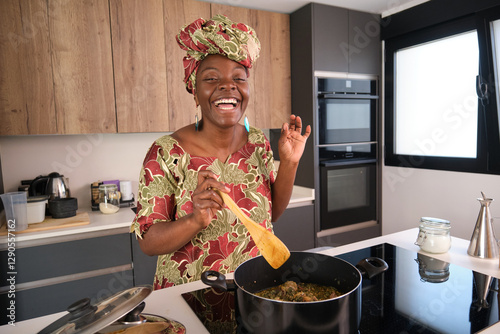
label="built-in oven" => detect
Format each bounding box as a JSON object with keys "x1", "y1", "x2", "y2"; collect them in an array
[
  {"x1": 317, "y1": 76, "x2": 378, "y2": 162},
  {"x1": 316, "y1": 75, "x2": 379, "y2": 235},
  {"x1": 319, "y1": 159, "x2": 377, "y2": 230}
]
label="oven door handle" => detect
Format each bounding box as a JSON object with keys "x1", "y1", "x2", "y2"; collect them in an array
[
  {"x1": 318, "y1": 93, "x2": 379, "y2": 99},
  {"x1": 320, "y1": 158, "x2": 377, "y2": 167}
]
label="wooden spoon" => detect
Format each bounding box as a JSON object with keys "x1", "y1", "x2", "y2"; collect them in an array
[{"x1": 217, "y1": 190, "x2": 290, "y2": 269}]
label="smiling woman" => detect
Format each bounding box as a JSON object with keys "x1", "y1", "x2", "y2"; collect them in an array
[{"x1": 130, "y1": 14, "x2": 310, "y2": 289}]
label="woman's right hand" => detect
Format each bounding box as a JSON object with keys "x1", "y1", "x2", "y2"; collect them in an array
[{"x1": 191, "y1": 170, "x2": 230, "y2": 228}]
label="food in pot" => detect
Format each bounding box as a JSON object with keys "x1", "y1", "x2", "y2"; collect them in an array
[{"x1": 255, "y1": 281, "x2": 342, "y2": 302}]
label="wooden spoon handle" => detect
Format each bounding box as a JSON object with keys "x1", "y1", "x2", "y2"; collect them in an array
[{"x1": 217, "y1": 190, "x2": 290, "y2": 269}]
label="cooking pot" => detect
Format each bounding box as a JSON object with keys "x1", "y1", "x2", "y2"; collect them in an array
[
  {"x1": 36, "y1": 285, "x2": 185, "y2": 334},
  {"x1": 202, "y1": 252, "x2": 388, "y2": 334}
]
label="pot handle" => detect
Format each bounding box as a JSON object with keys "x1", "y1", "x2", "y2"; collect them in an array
[
  {"x1": 356, "y1": 257, "x2": 388, "y2": 279},
  {"x1": 201, "y1": 271, "x2": 228, "y2": 291}
]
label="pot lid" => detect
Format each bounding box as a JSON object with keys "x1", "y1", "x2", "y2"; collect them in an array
[{"x1": 37, "y1": 285, "x2": 153, "y2": 334}]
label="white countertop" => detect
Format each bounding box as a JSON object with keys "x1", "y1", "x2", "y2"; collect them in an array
[
  {"x1": 0, "y1": 185, "x2": 314, "y2": 249},
  {"x1": 7, "y1": 228, "x2": 500, "y2": 333}
]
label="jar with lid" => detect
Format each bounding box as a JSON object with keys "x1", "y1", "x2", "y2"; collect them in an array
[
  {"x1": 415, "y1": 217, "x2": 451, "y2": 253},
  {"x1": 99, "y1": 184, "x2": 120, "y2": 214}
]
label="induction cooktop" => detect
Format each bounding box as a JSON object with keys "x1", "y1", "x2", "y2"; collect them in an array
[{"x1": 181, "y1": 243, "x2": 500, "y2": 334}]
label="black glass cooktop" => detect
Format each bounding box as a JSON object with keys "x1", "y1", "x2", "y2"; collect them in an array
[{"x1": 181, "y1": 244, "x2": 500, "y2": 333}]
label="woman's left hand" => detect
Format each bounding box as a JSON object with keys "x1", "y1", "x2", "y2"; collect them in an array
[{"x1": 278, "y1": 115, "x2": 311, "y2": 165}]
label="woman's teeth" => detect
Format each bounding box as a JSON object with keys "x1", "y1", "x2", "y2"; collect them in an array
[{"x1": 214, "y1": 98, "x2": 238, "y2": 109}]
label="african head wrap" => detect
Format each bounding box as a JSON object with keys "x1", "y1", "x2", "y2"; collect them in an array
[{"x1": 176, "y1": 14, "x2": 261, "y2": 94}]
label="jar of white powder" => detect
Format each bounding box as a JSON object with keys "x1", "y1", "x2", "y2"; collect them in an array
[
  {"x1": 99, "y1": 184, "x2": 120, "y2": 214},
  {"x1": 414, "y1": 217, "x2": 451, "y2": 253}
]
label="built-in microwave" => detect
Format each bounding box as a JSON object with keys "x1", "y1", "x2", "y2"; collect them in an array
[{"x1": 317, "y1": 77, "x2": 378, "y2": 162}]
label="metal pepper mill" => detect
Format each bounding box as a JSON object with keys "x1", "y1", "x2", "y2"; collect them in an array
[{"x1": 467, "y1": 192, "x2": 498, "y2": 259}]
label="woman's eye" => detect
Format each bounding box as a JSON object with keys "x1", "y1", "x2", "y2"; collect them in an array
[{"x1": 235, "y1": 77, "x2": 247, "y2": 82}]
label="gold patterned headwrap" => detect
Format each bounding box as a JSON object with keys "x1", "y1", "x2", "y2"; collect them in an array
[{"x1": 176, "y1": 14, "x2": 261, "y2": 94}]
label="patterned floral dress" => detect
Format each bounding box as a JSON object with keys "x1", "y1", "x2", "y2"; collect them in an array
[{"x1": 131, "y1": 127, "x2": 277, "y2": 289}]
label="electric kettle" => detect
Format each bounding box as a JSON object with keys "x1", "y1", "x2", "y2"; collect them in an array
[{"x1": 29, "y1": 172, "x2": 70, "y2": 200}]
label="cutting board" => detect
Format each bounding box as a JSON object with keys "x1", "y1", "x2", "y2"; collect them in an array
[{"x1": 0, "y1": 212, "x2": 90, "y2": 235}]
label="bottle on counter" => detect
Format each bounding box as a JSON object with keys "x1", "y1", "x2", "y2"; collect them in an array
[{"x1": 415, "y1": 217, "x2": 451, "y2": 253}]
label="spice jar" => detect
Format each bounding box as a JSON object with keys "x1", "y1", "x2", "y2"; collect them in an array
[
  {"x1": 99, "y1": 184, "x2": 120, "y2": 214},
  {"x1": 415, "y1": 217, "x2": 451, "y2": 253}
]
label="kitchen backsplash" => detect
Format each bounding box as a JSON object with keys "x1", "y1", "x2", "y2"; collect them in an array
[
  {"x1": 0, "y1": 130, "x2": 275, "y2": 211},
  {"x1": 0, "y1": 133, "x2": 164, "y2": 210}
]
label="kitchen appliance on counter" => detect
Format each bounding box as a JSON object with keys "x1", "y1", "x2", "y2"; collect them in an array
[
  {"x1": 182, "y1": 244, "x2": 500, "y2": 334},
  {"x1": 27, "y1": 172, "x2": 70, "y2": 200}
]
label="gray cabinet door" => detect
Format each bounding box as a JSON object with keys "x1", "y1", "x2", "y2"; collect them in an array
[
  {"x1": 348, "y1": 10, "x2": 381, "y2": 75},
  {"x1": 0, "y1": 233, "x2": 133, "y2": 325},
  {"x1": 130, "y1": 234, "x2": 157, "y2": 286},
  {"x1": 0, "y1": 270, "x2": 134, "y2": 324},
  {"x1": 0, "y1": 234, "x2": 132, "y2": 285},
  {"x1": 313, "y1": 4, "x2": 349, "y2": 72},
  {"x1": 273, "y1": 205, "x2": 315, "y2": 251},
  {"x1": 309, "y1": 3, "x2": 381, "y2": 75}
]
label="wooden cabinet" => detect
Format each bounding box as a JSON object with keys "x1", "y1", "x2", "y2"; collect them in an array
[
  {"x1": 50, "y1": 0, "x2": 116, "y2": 134},
  {"x1": 211, "y1": 4, "x2": 291, "y2": 129},
  {"x1": 0, "y1": 0, "x2": 56, "y2": 135},
  {"x1": 0, "y1": 0, "x2": 116, "y2": 135},
  {"x1": 0, "y1": 0, "x2": 290, "y2": 135},
  {"x1": 163, "y1": 0, "x2": 211, "y2": 132},
  {"x1": 111, "y1": 0, "x2": 171, "y2": 133}
]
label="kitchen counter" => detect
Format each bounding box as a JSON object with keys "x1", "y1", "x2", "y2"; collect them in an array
[
  {"x1": 6, "y1": 228, "x2": 500, "y2": 333},
  {"x1": 0, "y1": 185, "x2": 314, "y2": 250}
]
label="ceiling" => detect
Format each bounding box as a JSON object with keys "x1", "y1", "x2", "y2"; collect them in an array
[{"x1": 200, "y1": 0, "x2": 431, "y2": 17}]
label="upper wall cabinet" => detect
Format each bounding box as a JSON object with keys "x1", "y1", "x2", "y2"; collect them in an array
[
  {"x1": 205, "y1": 4, "x2": 292, "y2": 129},
  {"x1": 50, "y1": 0, "x2": 116, "y2": 134},
  {"x1": 110, "y1": 0, "x2": 170, "y2": 133},
  {"x1": 0, "y1": 0, "x2": 56, "y2": 135},
  {"x1": 0, "y1": 0, "x2": 290, "y2": 135},
  {"x1": 310, "y1": 3, "x2": 381, "y2": 75},
  {"x1": 347, "y1": 10, "x2": 381, "y2": 74},
  {"x1": 163, "y1": 0, "x2": 211, "y2": 132}
]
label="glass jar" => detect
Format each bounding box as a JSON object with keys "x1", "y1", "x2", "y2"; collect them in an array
[
  {"x1": 415, "y1": 217, "x2": 451, "y2": 253},
  {"x1": 99, "y1": 184, "x2": 120, "y2": 214},
  {"x1": 415, "y1": 253, "x2": 450, "y2": 283}
]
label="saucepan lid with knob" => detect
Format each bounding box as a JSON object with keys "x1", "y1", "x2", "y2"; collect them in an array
[{"x1": 36, "y1": 285, "x2": 185, "y2": 334}]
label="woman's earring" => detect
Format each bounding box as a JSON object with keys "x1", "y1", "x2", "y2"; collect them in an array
[
  {"x1": 195, "y1": 106, "x2": 199, "y2": 131},
  {"x1": 244, "y1": 116, "x2": 250, "y2": 132}
]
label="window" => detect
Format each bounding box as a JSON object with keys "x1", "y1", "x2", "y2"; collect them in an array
[
  {"x1": 385, "y1": 10, "x2": 500, "y2": 174},
  {"x1": 488, "y1": 17, "x2": 500, "y2": 170},
  {"x1": 394, "y1": 31, "x2": 478, "y2": 158}
]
